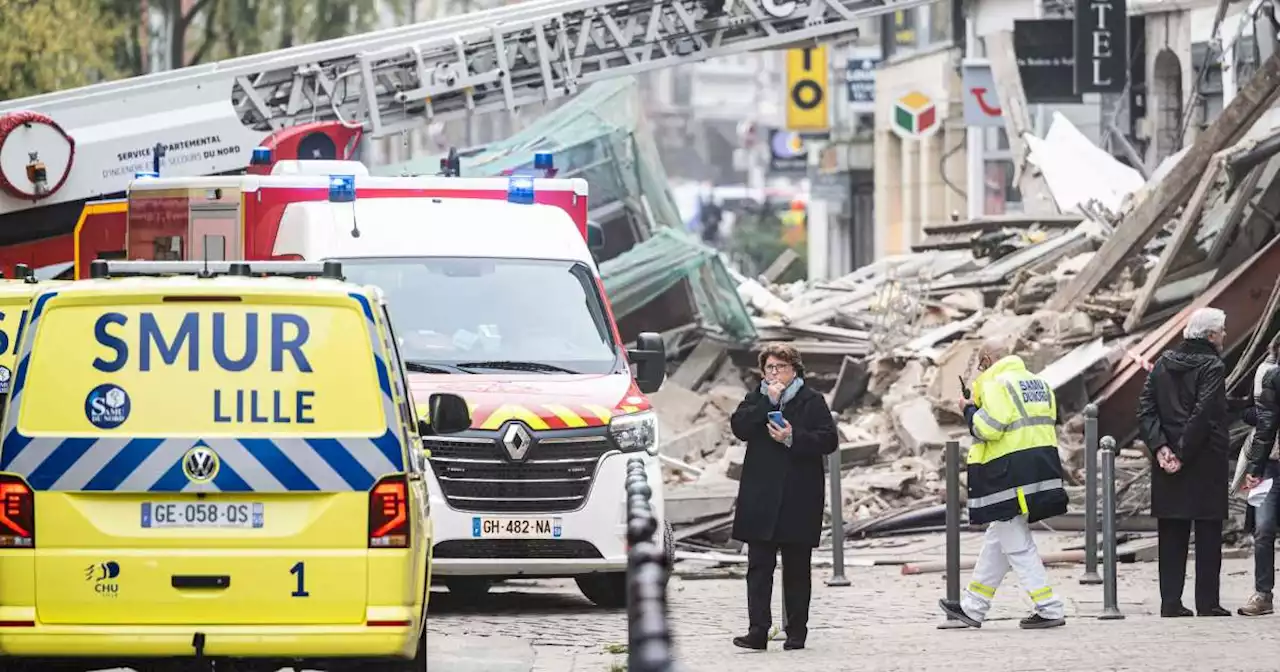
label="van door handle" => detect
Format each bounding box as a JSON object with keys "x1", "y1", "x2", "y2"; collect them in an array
[{"x1": 172, "y1": 575, "x2": 231, "y2": 589}]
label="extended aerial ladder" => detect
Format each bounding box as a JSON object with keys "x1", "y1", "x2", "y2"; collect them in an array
[{"x1": 0, "y1": 0, "x2": 936, "y2": 225}]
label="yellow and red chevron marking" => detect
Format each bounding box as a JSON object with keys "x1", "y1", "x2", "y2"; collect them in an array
[
  {"x1": 471, "y1": 402, "x2": 615, "y2": 430},
  {"x1": 417, "y1": 383, "x2": 654, "y2": 430}
]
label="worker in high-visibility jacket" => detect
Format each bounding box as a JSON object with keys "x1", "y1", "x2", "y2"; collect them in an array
[{"x1": 939, "y1": 337, "x2": 1069, "y2": 630}]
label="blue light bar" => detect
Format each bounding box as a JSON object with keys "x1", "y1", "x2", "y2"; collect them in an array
[
  {"x1": 134, "y1": 171, "x2": 159, "y2": 179},
  {"x1": 329, "y1": 175, "x2": 356, "y2": 203},
  {"x1": 508, "y1": 176, "x2": 535, "y2": 204},
  {"x1": 250, "y1": 147, "x2": 273, "y2": 165},
  {"x1": 533, "y1": 152, "x2": 554, "y2": 171}
]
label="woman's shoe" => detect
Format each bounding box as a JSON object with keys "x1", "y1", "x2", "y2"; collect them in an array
[
  {"x1": 732, "y1": 629, "x2": 768, "y2": 651},
  {"x1": 1160, "y1": 604, "x2": 1193, "y2": 617},
  {"x1": 1197, "y1": 606, "x2": 1232, "y2": 617}
]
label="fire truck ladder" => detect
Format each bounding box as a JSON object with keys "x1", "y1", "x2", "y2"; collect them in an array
[{"x1": 0, "y1": 0, "x2": 936, "y2": 212}]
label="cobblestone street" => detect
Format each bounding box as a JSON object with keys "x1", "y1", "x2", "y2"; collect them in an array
[{"x1": 428, "y1": 555, "x2": 1280, "y2": 672}]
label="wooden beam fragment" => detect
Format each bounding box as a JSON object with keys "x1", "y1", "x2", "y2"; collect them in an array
[{"x1": 1122, "y1": 153, "x2": 1227, "y2": 331}]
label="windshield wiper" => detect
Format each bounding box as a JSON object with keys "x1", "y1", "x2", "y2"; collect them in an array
[
  {"x1": 404, "y1": 360, "x2": 471, "y2": 374},
  {"x1": 455, "y1": 360, "x2": 580, "y2": 374}
]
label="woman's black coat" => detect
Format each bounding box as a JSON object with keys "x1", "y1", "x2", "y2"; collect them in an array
[
  {"x1": 729, "y1": 384, "x2": 839, "y2": 547},
  {"x1": 1137, "y1": 338, "x2": 1229, "y2": 520}
]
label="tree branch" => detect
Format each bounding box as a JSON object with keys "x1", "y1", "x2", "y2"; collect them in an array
[
  {"x1": 188, "y1": 0, "x2": 219, "y2": 66},
  {"x1": 179, "y1": 0, "x2": 217, "y2": 31}
]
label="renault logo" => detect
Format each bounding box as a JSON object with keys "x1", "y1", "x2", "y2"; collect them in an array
[
  {"x1": 182, "y1": 445, "x2": 220, "y2": 483},
  {"x1": 502, "y1": 423, "x2": 533, "y2": 461}
]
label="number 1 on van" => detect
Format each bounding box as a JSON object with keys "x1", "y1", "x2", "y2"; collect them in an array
[{"x1": 290, "y1": 561, "x2": 310, "y2": 597}]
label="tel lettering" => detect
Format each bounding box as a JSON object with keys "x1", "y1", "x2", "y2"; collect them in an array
[{"x1": 92, "y1": 311, "x2": 313, "y2": 373}]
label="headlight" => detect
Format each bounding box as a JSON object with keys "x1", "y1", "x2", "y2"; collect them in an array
[{"x1": 609, "y1": 410, "x2": 658, "y2": 455}]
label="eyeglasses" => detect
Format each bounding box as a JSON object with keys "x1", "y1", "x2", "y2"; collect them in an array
[{"x1": 764, "y1": 364, "x2": 792, "y2": 373}]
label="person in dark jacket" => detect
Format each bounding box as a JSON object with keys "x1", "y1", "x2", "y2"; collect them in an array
[
  {"x1": 1240, "y1": 337, "x2": 1280, "y2": 616},
  {"x1": 729, "y1": 343, "x2": 838, "y2": 651},
  {"x1": 1137, "y1": 307, "x2": 1231, "y2": 618}
]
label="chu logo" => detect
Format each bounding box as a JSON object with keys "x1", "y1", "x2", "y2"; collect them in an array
[
  {"x1": 0, "y1": 365, "x2": 10, "y2": 394},
  {"x1": 85, "y1": 560, "x2": 121, "y2": 597},
  {"x1": 84, "y1": 384, "x2": 131, "y2": 429}
]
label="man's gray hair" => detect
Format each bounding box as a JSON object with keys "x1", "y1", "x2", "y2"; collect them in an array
[{"x1": 1183, "y1": 307, "x2": 1226, "y2": 340}]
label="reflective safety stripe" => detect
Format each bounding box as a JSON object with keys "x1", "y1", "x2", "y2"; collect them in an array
[
  {"x1": 0, "y1": 290, "x2": 406, "y2": 493},
  {"x1": 1029, "y1": 586, "x2": 1054, "y2": 602},
  {"x1": 968, "y1": 581, "x2": 997, "y2": 599},
  {"x1": 973, "y1": 404, "x2": 1055, "y2": 433},
  {"x1": 968, "y1": 478, "x2": 1064, "y2": 509},
  {"x1": 1003, "y1": 381, "x2": 1030, "y2": 420},
  {"x1": 1016, "y1": 486, "x2": 1029, "y2": 515}
]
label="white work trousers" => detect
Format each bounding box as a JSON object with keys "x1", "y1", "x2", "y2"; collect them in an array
[{"x1": 960, "y1": 515, "x2": 1065, "y2": 622}]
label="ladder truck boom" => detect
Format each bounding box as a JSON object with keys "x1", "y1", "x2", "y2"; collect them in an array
[{"x1": 0, "y1": 0, "x2": 934, "y2": 219}]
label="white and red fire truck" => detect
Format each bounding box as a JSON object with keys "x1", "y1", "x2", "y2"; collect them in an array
[{"x1": 0, "y1": 0, "x2": 933, "y2": 276}]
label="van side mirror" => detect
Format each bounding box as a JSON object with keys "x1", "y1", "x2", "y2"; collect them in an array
[
  {"x1": 627, "y1": 331, "x2": 666, "y2": 394},
  {"x1": 426, "y1": 393, "x2": 471, "y2": 434},
  {"x1": 586, "y1": 220, "x2": 605, "y2": 253}
]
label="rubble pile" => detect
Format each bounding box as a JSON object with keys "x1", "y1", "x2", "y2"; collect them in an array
[{"x1": 651, "y1": 107, "x2": 1280, "y2": 569}]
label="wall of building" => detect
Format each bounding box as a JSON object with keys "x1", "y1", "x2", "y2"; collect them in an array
[{"x1": 873, "y1": 45, "x2": 964, "y2": 258}]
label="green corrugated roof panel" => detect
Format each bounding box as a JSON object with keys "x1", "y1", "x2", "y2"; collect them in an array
[{"x1": 375, "y1": 78, "x2": 755, "y2": 344}]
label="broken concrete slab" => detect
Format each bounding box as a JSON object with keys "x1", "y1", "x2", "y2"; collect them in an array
[
  {"x1": 661, "y1": 422, "x2": 722, "y2": 462},
  {"x1": 669, "y1": 338, "x2": 728, "y2": 390},
  {"x1": 665, "y1": 481, "x2": 738, "y2": 525},
  {"x1": 890, "y1": 397, "x2": 948, "y2": 455},
  {"x1": 705, "y1": 384, "x2": 746, "y2": 416},
  {"x1": 825, "y1": 442, "x2": 880, "y2": 471},
  {"x1": 830, "y1": 356, "x2": 869, "y2": 413},
  {"x1": 725, "y1": 444, "x2": 747, "y2": 481},
  {"x1": 648, "y1": 382, "x2": 707, "y2": 436}
]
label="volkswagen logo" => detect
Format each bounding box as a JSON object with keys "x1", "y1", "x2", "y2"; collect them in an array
[
  {"x1": 182, "y1": 445, "x2": 221, "y2": 483},
  {"x1": 502, "y1": 423, "x2": 533, "y2": 462}
]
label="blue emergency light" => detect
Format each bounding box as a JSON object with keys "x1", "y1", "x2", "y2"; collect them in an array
[
  {"x1": 533, "y1": 152, "x2": 554, "y2": 171},
  {"x1": 507, "y1": 176, "x2": 536, "y2": 204},
  {"x1": 329, "y1": 175, "x2": 356, "y2": 203},
  {"x1": 134, "y1": 171, "x2": 159, "y2": 179},
  {"x1": 250, "y1": 147, "x2": 273, "y2": 165}
]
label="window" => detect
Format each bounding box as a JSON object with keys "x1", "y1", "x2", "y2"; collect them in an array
[
  {"x1": 378, "y1": 303, "x2": 422, "y2": 472},
  {"x1": 882, "y1": 1, "x2": 952, "y2": 60},
  {"x1": 1192, "y1": 42, "x2": 1224, "y2": 129},
  {"x1": 928, "y1": 0, "x2": 952, "y2": 44},
  {"x1": 983, "y1": 161, "x2": 1022, "y2": 215},
  {"x1": 152, "y1": 235, "x2": 183, "y2": 260},
  {"x1": 339, "y1": 257, "x2": 620, "y2": 375},
  {"x1": 982, "y1": 128, "x2": 1021, "y2": 215}
]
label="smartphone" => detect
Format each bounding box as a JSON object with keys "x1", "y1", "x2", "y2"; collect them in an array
[{"x1": 768, "y1": 411, "x2": 785, "y2": 427}]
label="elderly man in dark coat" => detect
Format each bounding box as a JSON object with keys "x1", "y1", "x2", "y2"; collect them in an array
[
  {"x1": 1138, "y1": 307, "x2": 1231, "y2": 617},
  {"x1": 728, "y1": 343, "x2": 838, "y2": 651}
]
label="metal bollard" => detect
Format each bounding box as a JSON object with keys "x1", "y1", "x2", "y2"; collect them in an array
[
  {"x1": 1080, "y1": 404, "x2": 1103, "y2": 585},
  {"x1": 827, "y1": 448, "x2": 851, "y2": 587},
  {"x1": 938, "y1": 440, "x2": 964, "y2": 629},
  {"x1": 1098, "y1": 436, "x2": 1125, "y2": 620}
]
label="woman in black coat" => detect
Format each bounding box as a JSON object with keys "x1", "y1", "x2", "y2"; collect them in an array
[
  {"x1": 728, "y1": 343, "x2": 838, "y2": 651},
  {"x1": 1137, "y1": 307, "x2": 1230, "y2": 617}
]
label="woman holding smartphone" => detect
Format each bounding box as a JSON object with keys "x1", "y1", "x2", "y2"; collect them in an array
[{"x1": 729, "y1": 343, "x2": 839, "y2": 651}]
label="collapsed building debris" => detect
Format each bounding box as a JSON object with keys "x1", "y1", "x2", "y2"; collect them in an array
[{"x1": 652, "y1": 103, "x2": 1280, "y2": 573}]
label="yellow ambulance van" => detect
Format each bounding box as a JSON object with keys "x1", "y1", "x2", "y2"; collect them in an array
[{"x1": 0, "y1": 260, "x2": 469, "y2": 671}]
